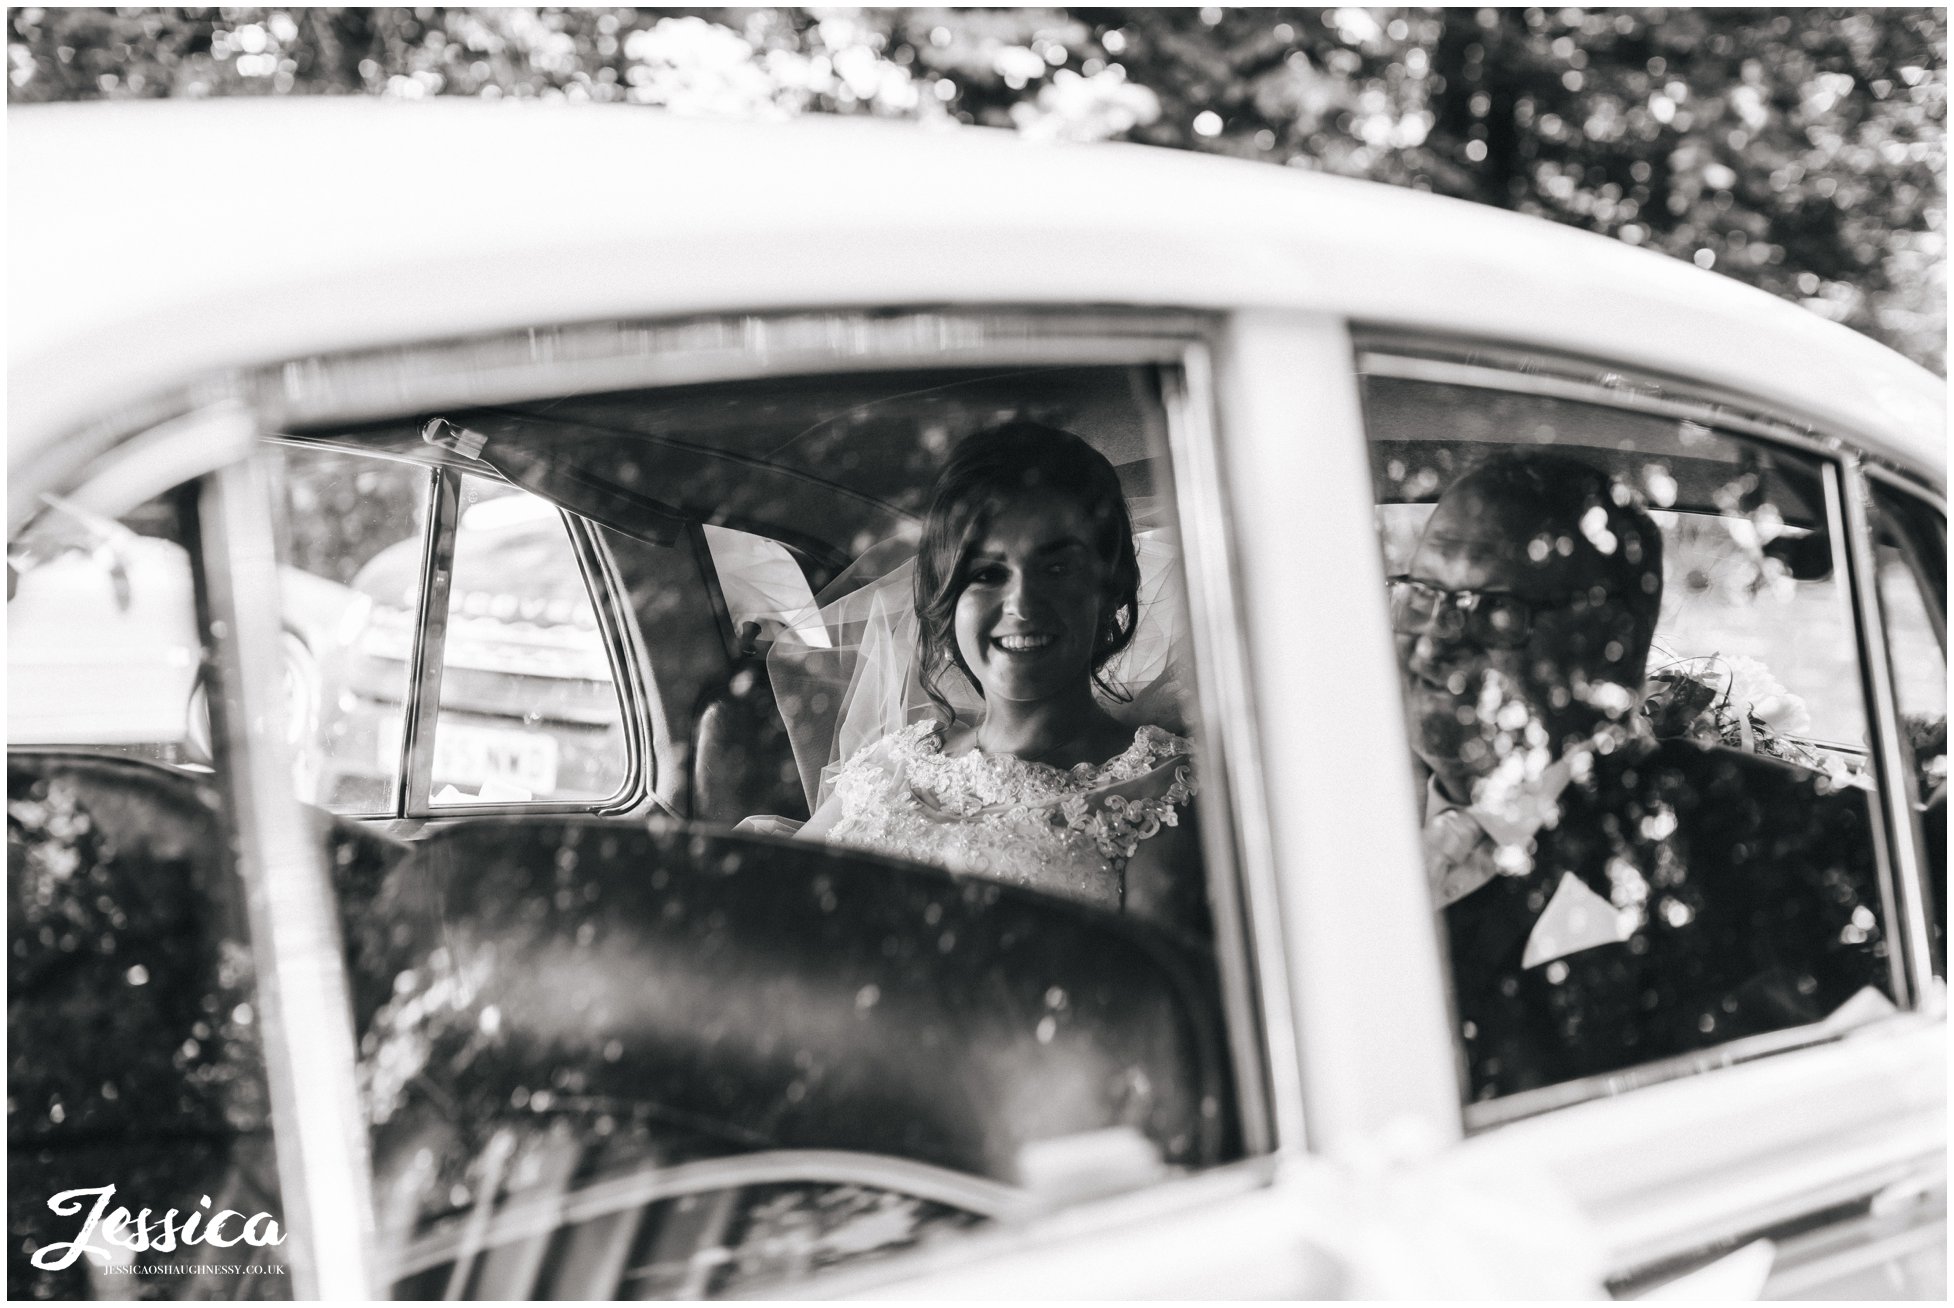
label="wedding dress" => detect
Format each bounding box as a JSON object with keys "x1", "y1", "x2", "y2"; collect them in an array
[{"x1": 813, "y1": 720, "x2": 1198, "y2": 909}]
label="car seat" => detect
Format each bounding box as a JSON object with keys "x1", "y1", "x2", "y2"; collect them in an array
[
  {"x1": 688, "y1": 621, "x2": 810, "y2": 825},
  {"x1": 367, "y1": 816, "x2": 1235, "y2": 1185}
]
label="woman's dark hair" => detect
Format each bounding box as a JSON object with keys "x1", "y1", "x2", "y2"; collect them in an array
[{"x1": 913, "y1": 421, "x2": 1143, "y2": 718}]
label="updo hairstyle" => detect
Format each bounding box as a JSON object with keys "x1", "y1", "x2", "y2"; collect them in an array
[{"x1": 912, "y1": 421, "x2": 1143, "y2": 719}]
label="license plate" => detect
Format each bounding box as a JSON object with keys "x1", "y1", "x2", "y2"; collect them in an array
[{"x1": 379, "y1": 718, "x2": 559, "y2": 798}]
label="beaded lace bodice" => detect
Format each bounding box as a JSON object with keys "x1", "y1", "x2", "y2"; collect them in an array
[{"x1": 821, "y1": 720, "x2": 1197, "y2": 908}]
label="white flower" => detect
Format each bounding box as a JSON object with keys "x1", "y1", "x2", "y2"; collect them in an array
[{"x1": 1721, "y1": 655, "x2": 1812, "y2": 734}]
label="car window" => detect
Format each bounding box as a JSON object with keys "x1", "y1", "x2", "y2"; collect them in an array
[
  {"x1": 273, "y1": 442, "x2": 638, "y2": 816},
  {"x1": 313, "y1": 360, "x2": 1244, "y2": 1296},
  {"x1": 274, "y1": 444, "x2": 434, "y2": 814},
  {"x1": 1374, "y1": 496, "x2": 1870, "y2": 774},
  {"x1": 8, "y1": 483, "x2": 298, "y2": 1298},
  {"x1": 1361, "y1": 363, "x2": 1903, "y2": 1111},
  {"x1": 8, "y1": 494, "x2": 205, "y2": 759},
  {"x1": 427, "y1": 474, "x2": 631, "y2": 807},
  {"x1": 1869, "y1": 478, "x2": 1947, "y2": 976},
  {"x1": 702, "y1": 523, "x2": 830, "y2": 650}
]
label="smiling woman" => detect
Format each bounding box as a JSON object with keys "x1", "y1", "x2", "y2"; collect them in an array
[{"x1": 780, "y1": 423, "x2": 1203, "y2": 929}]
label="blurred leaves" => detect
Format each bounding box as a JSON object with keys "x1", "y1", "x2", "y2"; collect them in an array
[{"x1": 8, "y1": 6, "x2": 1944, "y2": 372}]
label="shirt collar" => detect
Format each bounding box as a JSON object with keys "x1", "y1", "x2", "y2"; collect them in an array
[{"x1": 1424, "y1": 758, "x2": 1575, "y2": 850}]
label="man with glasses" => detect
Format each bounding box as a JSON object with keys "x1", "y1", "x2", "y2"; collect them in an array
[{"x1": 1394, "y1": 451, "x2": 1886, "y2": 1099}]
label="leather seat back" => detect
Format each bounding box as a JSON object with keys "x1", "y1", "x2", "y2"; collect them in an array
[
  {"x1": 369, "y1": 816, "x2": 1234, "y2": 1184},
  {"x1": 688, "y1": 623, "x2": 809, "y2": 824}
]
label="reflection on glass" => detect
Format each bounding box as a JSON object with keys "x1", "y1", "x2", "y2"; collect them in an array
[
  {"x1": 1364, "y1": 373, "x2": 1894, "y2": 1103},
  {"x1": 8, "y1": 492, "x2": 206, "y2": 761},
  {"x1": 349, "y1": 819, "x2": 1224, "y2": 1298},
  {"x1": 428, "y1": 475, "x2": 629, "y2": 806},
  {"x1": 321, "y1": 364, "x2": 1229, "y2": 1299},
  {"x1": 276, "y1": 447, "x2": 434, "y2": 815},
  {"x1": 9, "y1": 487, "x2": 297, "y2": 1299}
]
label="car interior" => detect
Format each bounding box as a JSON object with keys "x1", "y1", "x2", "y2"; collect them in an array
[
  {"x1": 279, "y1": 363, "x2": 1181, "y2": 824},
  {"x1": 8, "y1": 363, "x2": 1239, "y2": 1296}
]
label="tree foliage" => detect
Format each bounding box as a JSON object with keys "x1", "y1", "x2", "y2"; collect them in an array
[{"x1": 9, "y1": 6, "x2": 1944, "y2": 372}]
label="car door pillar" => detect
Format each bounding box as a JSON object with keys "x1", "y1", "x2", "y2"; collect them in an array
[
  {"x1": 1209, "y1": 309, "x2": 1462, "y2": 1155},
  {"x1": 1834, "y1": 456, "x2": 1936, "y2": 1007},
  {"x1": 196, "y1": 409, "x2": 378, "y2": 1298}
]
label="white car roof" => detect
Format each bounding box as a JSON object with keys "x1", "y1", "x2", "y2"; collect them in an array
[{"x1": 9, "y1": 98, "x2": 1945, "y2": 483}]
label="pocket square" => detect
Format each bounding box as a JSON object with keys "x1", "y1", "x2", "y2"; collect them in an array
[{"x1": 1523, "y1": 871, "x2": 1634, "y2": 969}]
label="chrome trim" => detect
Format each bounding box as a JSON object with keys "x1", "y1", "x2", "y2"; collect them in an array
[
  {"x1": 257, "y1": 310, "x2": 1216, "y2": 429},
  {"x1": 1463, "y1": 1008, "x2": 1932, "y2": 1130},
  {"x1": 1862, "y1": 467, "x2": 1948, "y2": 649},
  {"x1": 354, "y1": 463, "x2": 442, "y2": 822},
  {"x1": 385, "y1": 1148, "x2": 1027, "y2": 1282},
  {"x1": 197, "y1": 421, "x2": 377, "y2": 1298},
  {"x1": 1485, "y1": 1015, "x2": 1944, "y2": 1283},
  {"x1": 1866, "y1": 464, "x2": 1950, "y2": 518},
  {"x1": 413, "y1": 510, "x2": 651, "y2": 817},
  {"x1": 1353, "y1": 329, "x2": 1947, "y2": 494},
  {"x1": 1858, "y1": 471, "x2": 1948, "y2": 989},
  {"x1": 1163, "y1": 345, "x2": 1285, "y2": 1158},
  {"x1": 1764, "y1": 1213, "x2": 1945, "y2": 1300},
  {"x1": 1837, "y1": 458, "x2": 1934, "y2": 1006},
  {"x1": 263, "y1": 431, "x2": 477, "y2": 474},
  {"x1": 1356, "y1": 350, "x2": 1848, "y2": 462},
  {"x1": 400, "y1": 469, "x2": 460, "y2": 816},
  {"x1": 568, "y1": 512, "x2": 655, "y2": 811},
  {"x1": 1617, "y1": 1143, "x2": 1943, "y2": 1291},
  {"x1": 1612, "y1": 1155, "x2": 1943, "y2": 1297}
]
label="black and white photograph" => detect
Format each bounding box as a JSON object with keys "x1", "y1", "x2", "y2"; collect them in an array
[{"x1": 7, "y1": 6, "x2": 1946, "y2": 1300}]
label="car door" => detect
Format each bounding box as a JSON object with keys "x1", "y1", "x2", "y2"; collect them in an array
[
  {"x1": 1344, "y1": 331, "x2": 1945, "y2": 1297},
  {"x1": 6, "y1": 405, "x2": 374, "y2": 1301}
]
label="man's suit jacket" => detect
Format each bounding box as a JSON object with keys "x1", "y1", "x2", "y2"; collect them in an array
[{"x1": 1444, "y1": 737, "x2": 1890, "y2": 1101}]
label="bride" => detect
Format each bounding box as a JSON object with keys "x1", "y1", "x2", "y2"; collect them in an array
[{"x1": 766, "y1": 421, "x2": 1201, "y2": 926}]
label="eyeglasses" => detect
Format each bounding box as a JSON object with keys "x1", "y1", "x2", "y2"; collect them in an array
[{"x1": 1386, "y1": 575, "x2": 1578, "y2": 649}]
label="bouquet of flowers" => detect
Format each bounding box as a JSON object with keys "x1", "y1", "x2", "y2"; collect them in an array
[{"x1": 1642, "y1": 652, "x2": 1859, "y2": 781}]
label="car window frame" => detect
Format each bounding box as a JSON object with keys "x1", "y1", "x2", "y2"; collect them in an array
[
  {"x1": 238, "y1": 309, "x2": 1299, "y2": 1262},
  {"x1": 264, "y1": 436, "x2": 653, "y2": 821},
  {"x1": 1354, "y1": 332, "x2": 1944, "y2": 1129},
  {"x1": 405, "y1": 464, "x2": 648, "y2": 819},
  {"x1": 1863, "y1": 470, "x2": 1948, "y2": 984}
]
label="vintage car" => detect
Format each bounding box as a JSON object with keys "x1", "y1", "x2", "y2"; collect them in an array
[{"x1": 8, "y1": 100, "x2": 1945, "y2": 1300}]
